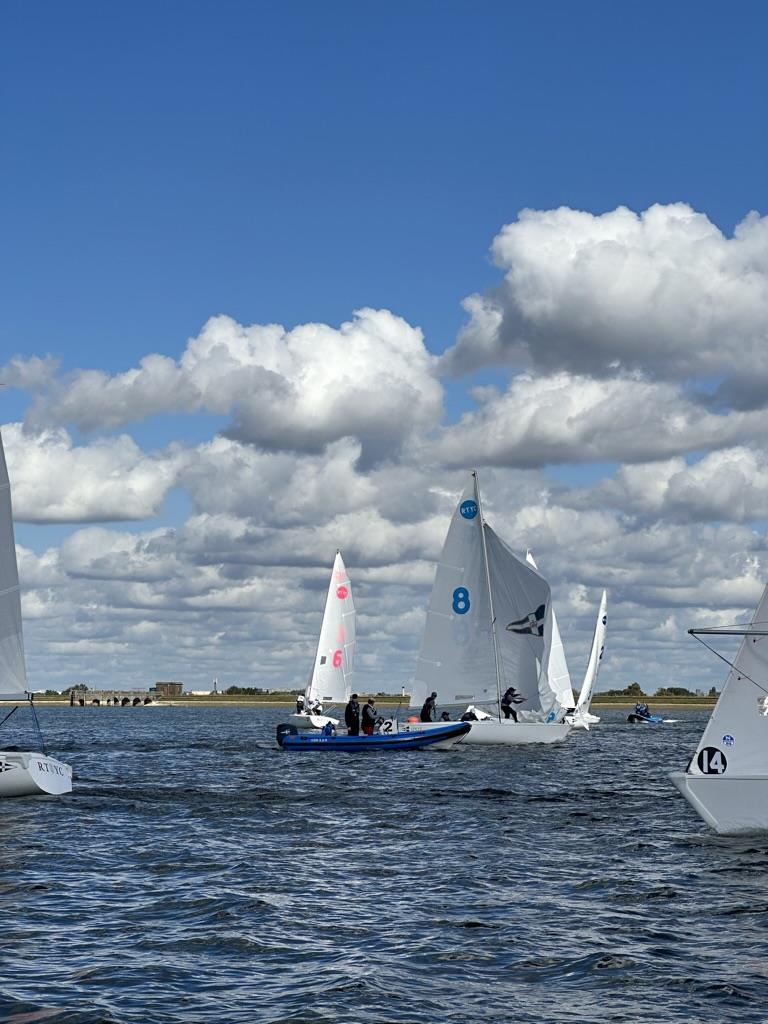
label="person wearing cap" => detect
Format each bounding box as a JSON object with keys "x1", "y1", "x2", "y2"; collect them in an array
[
  {"x1": 344, "y1": 693, "x2": 361, "y2": 735},
  {"x1": 361, "y1": 697, "x2": 377, "y2": 735},
  {"x1": 420, "y1": 691, "x2": 438, "y2": 722}
]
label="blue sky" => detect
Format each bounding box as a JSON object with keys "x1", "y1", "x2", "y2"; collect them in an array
[
  {"x1": 1, "y1": 1, "x2": 767, "y2": 694},
  {"x1": 4, "y1": 1, "x2": 765, "y2": 371}
]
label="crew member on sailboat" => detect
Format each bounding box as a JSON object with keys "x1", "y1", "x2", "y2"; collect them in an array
[
  {"x1": 500, "y1": 686, "x2": 525, "y2": 721},
  {"x1": 420, "y1": 692, "x2": 438, "y2": 722}
]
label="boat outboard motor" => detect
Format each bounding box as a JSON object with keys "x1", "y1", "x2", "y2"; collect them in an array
[{"x1": 276, "y1": 723, "x2": 299, "y2": 748}]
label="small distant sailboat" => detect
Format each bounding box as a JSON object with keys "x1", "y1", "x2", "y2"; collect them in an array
[
  {"x1": 670, "y1": 587, "x2": 768, "y2": 834},
  {"x1": 288, "y1": 550, "x2": 355, "y2": 730},
  {"x1": 402, "y1": 473, "x2": 571, "y2": 745},
  {"x1": 0, "y1": 430, "x2": 72, "y2": 797},
  {"x1": 565, "y1": 590, "x2": 607, "y2": 729}
]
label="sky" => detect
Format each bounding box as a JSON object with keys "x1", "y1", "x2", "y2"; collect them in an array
[{"x1": 1, "y1": 0, "x2": 767, "y2": 695}]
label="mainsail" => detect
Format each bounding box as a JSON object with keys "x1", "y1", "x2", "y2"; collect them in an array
[
  {"x1": 0, "y1": 432, "x2": 27, "y2": 696},
  {"x1": 305, "y1": 551, "x2": 355, "y2": 706},
  {"x1": 412, "y1": 474, "x2": 555, "y2": 715},
  {"x1": 412, "y1": 477, "x2": 496, "y2": 710},
  {"x1": 577, "y1": 590, "x2": 607, "y2": 712},
  {"x1": 526, "y1": 550, "x2": 574, "y2": 710},
  {"x1": 688, "y1": 586, "x2": 768, "y2": 776}
]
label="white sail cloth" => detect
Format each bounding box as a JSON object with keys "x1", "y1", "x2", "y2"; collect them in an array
[
  {"x1": 485, "y1": 527, "x2": 554, "y2": 715},
  {"x1": 525, "y1": 550, "x2": 574, "y2": 710},
  {"x1": 577, "y1": 590, "x2": 607, "y2": 713},
  {"x1": 688, "y1": 585, "x2": 768, "y2": 776},
  {"x1": 0, "y1": 432, "x2": 27, "y2": 696},
  {"x1": 412, "y1": 476, "x2": 555, "y2": 715},
  {"x1": 305, "y1": 551, "x2": 355, "y2": 706},
  {"x1": 412, "y1": 477, "x2": 496, "y2": 710}
]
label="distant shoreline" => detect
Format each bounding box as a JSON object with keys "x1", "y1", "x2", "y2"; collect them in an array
[{"x1": 4, "y1": 695, "x2": 717, "y2": 708}]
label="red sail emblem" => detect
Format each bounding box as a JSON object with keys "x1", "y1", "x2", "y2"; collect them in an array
[{"x1": 336, "y1": 585, "x2": 348, "y2": 599}]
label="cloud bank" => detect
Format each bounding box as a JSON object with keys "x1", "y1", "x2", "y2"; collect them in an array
[{"x1": 4, "y1": 201, "x2": 768, "y2": 696}]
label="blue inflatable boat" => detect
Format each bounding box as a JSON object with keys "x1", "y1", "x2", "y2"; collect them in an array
[
  {"x1": 276, "y1": 721, "x2": 470, "y2": 751},
  {"x1": 627, "y1": 703, "x2": 676, "y2": 724}
]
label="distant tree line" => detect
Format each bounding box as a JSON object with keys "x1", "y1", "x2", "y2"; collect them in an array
[{"x1": 600, "y1": 682, "x2": 718, "y2": 698}]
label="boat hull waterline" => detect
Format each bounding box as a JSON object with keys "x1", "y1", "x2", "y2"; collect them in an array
[
  {"x1": 0, "y1": 751, "x2": 73, "y2": 797},
  {"x1": 286, "y1": 712, "x2": 340, "y2": 729},
  {"x1": 669, "y1": 771, "x2": 768, "y2": 836},
  {"x1": 393, "y1": 719, "x2": 571, "y2": 745},
  {"x1": 276, "y1": 721, "x2": 470, "y2": 751}
]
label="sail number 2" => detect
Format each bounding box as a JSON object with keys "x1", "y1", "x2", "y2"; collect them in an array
[
  {"x1": 452, "y1": 587, "x2": 470, "y2": 614},
  {"x1": 697, "y1": 746, "x2": 728, "y2": 775}
]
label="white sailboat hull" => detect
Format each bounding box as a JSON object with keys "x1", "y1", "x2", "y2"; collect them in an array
[
  {"x1": 669, "y1": 771, "x2": 768, "y2": 835},
  {"x1": 286, "y1": 712, "x2": 340, "y2": 729},
  {"x1": 396, "y1": 719, "x2": 571, "y2": 746},
  {"x1": 564, "y1": 709, "x2": 601, "y2": 729},
  {"x1": 0, "y1": 751, "x2": 73, "y2": 797}
]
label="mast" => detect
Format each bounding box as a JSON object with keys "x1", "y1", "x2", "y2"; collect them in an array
[{"x1": 473, "y1": 470, "x2": 503, "y2": 720}]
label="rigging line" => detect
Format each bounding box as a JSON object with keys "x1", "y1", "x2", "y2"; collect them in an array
[
  {"x1": 27, "y1": 695, "x2": 47, "y2": 756},
  {"x1": 0, "y1": 705, "x2": 18, "y2": 732},
  {"x1": 689, "y1": 632, "x2": 768, "y2": 698}
]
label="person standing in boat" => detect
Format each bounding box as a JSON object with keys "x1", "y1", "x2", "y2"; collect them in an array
[
  {"x1": 344, "y1": 693, "x2": 360, "y2": 735},
  {"x1": 420, "y1": 691, "x2": 438, "y2": 722},
  {"x1": 501, "y1": 686, "x2": 525, "y2": 722},
  {"x1": 296, "y1": 694, "x2": 306, "y2": 714},
  {"x1": 361, "y1": 697, "x2": 377, "y2": 735}
]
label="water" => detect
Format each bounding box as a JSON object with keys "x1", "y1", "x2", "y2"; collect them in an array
[{"x1": 1, "y1": 705, "x2": 767, "y2": 1024}]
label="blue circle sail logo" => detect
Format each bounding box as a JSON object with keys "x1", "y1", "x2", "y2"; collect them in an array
[{"x1": 460, "y1": 500, "x2": 478, "y2": 520}]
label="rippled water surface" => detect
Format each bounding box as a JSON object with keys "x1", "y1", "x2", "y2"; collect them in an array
[{"x1": 1, "y1": 705, "x2": 767, "y2": 1023}]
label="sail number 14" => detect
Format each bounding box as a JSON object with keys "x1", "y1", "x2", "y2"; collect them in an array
[{"x1": 697, "y1": 746, "x2": 728, "y2": 775}]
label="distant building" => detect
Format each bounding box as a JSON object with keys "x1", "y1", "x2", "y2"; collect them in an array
[{"x1": 152, "y1": 681, "x2": 183, "y2": 697}]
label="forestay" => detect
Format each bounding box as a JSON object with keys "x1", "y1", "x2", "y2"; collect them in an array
[
  {"x1": 412, "y1": 478, "x2": 497, "y2": 710},
  {"x1": 689, "y1": 585, "x2": 768, "y2": 777},
  {"x1": 0, "y1": 433, "x2": 27, "y2": 697},
  {"x1": 305, "y1": 551, "x2": 355, "y2": 706},
  {"x1": 486, "y1": 527, "x2": 554, "y2": 715}
]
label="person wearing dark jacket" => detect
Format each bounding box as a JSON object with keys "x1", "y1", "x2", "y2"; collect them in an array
[
  {"x1": 361, "y1": 698, "x2": 377, "y2": 735},
  {"x1": 420, "y1": 691, "x2": 438, "y2": 722},
  {"x1": 500, "y1": 686, "x2": 525, "y2": 722},
  {"x1": 344, "y1": 694, "x2": 360, "y2": 735}
]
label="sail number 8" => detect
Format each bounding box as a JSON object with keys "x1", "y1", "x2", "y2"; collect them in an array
[
  {"x1": 697, "y1": 746, "x2": 727, "y2": 775},
  {"x1": 452, "y1": 587, "x2": 470, "y2": 615}
]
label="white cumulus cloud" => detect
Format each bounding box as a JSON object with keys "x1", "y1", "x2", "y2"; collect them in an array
[
  {"x1": 443, "y1": 204, "x2": 768, "y2": 398},
  {"x1": 11, "y1": 308, "x2": 443, "y2": 462}
]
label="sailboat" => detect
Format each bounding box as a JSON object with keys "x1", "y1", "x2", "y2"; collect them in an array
[
  {"x1": 402, "y1": 473, "x2": 571, "y2": 745},
  {"x1": 670, "y1": 585, "x2": 768, "y2": 834},
  {"x1": 525, "y1": 551, "x2": 606, "y2": 730},
  {"x1": 288, "y1": 550, "x2": 355, "y2": 730},
  {"x1": 0, "y1": 430, "x2": 72, "y2": 797},
  {"x1": 565, "y1": 590, "x2": 607, "y2": 729}
]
